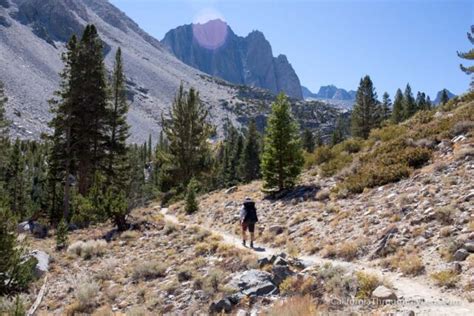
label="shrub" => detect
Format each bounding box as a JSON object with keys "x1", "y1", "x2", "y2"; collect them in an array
[
  {"x1": 355, "y1": 271, "x2": 380, "y2": 299},
  {"x1": 265, "y1": 295, "x2": 317, "y2": 316},
  {"x1": 314, "y1": 146, "x2": 334, "y2": 165},
  {"x1": 319, "y1": 152, "x2": 352, "y2": 177},
  {"x1": 341, "y1": 163, "x2": 411, "y2": 194},
  {"x1": 0, "y1": 295, "x2": 27, "y2": 316},
  {"x1": 75, "y1": 278, "x2": 99, "y2": 312},
  {"x1": 132, "y1": 261, "x2": 166, "y2": 281},
  {"x1": 431, "y1": 270, "x2": 459, "y2": 288},
  {"x1": 398, "y1": 253, "x2": 425, "y2": 276},
  {"x1": 336, "y1": 241, "x2": 359, "y2": 261},
  {"x1": 279, "y1": 275, "x2": 317, "y2": 296},
  {"x1": 369, "y1": 125, "x2": 407, "y2": 142},
  {"x1": 451, "y1": 120, "x2": 474, "y2": 136},
  {"x1": 71, "y1": 194, "x2": 96, "y2": 228},
  {"x1": 401, "y1": 147, "x2": 431, "y2": 168},
  {"x1": 435, "y1": 206, "x2": 456, "y2": 224},
  {"x1": 67, "y1": 240, "x2": 107, "y2": 259}
]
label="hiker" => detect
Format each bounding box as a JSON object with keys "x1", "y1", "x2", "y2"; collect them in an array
[{"x1": 240, "y1": 197, "x2": 258, "y2": 248}]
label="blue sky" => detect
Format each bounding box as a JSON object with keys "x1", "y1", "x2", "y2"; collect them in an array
[{"x1": 109, "y1": 0, "x2": 473, "y2": 98}]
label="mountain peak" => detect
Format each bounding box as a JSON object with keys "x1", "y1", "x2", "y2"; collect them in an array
[{"x1": 162, "y1": 22, "x2": 303, "y2": 99}]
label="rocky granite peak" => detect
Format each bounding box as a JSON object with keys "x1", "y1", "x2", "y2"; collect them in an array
[{"x1": 162, "y1": 21, "x2": 303, "y2": 100}]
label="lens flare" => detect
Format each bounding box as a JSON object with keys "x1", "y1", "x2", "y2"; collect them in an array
[{"x1": 192, "y1": 8, "x2": 228, "y2": 50}]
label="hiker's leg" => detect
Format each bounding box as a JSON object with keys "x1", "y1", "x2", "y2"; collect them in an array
[
  {"x1": 241, "y1": 223, "x2": 247, "y2": 245},
  {"x1": 249, "y1": 223, "x2": 255, "y2": 248}
]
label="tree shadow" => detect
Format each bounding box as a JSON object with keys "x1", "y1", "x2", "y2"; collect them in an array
[{"x1": 252, "y1": 246, "x2": 266, "y2": 252}]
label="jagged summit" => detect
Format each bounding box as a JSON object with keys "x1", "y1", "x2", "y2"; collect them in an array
[{"x1": 162, "y1": 21, "x2": 303, "y2": 100}]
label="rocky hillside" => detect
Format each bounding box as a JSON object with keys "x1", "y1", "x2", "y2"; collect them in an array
[
  {"x1": 6, "y1": 96, "x2": 473, "y2": 315},
  {"x1": 168, "y1": 95, "x2": 474, "y2": 312},
  {"x1": 162, "y1": 19, "x2": 303, "y2": 100},
  {"x1": 0, "y1": 0, "x2": 247, "y2": 143},
  {"x1": 0, "y1": 0, "x2": 343, "y2": 143}
]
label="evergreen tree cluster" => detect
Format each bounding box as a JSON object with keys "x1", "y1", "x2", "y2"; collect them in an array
[{"x1": 351, "y1": 76, "x2": 433, "y2": 138}]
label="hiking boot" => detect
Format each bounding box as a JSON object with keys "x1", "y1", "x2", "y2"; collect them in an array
[
  {"x1": 242, "y1": 240, "x2": 246, "y2": 247},
  {"x1": 250, "y1": 241, "x2": 254, "y2": 248}
]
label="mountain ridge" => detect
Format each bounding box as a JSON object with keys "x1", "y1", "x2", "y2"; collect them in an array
[{"x1": 161, "y1": 19, "x2": 303, "y2": 100}]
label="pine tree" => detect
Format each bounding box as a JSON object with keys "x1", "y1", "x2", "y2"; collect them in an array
[
  {"x1": 331, "y1": 116, "x2": 345, "y2": 146},
  {"x1": 380, "y1": 92, "x2": 392, "y2": 121},
  {"x1": 392, "y1": 89, "x2": 404, "y2": 123},
  {"x1": 261, "y1": 93, "x2": 304, "y2": 191},
  {"x1": 5, "y1": 140, "x2": 29, "y2": 220},
  {"x1": 457, "y1": 25, "x2": 474, "y2": 90},
  {"x1": 426, "y1": 96, "x2": 432, "y2": 109},
  {"x1": 351, "y1": 75, "x2": 379, "y2": 139},
  {"x1": 440, "y1": 89, "x2": 449, "y2": 105},
  {"x1": 73, "y1": 25, "x2": 110, "y2": 195},
  {"x1": 105, "y1": 47, "x2": 130, "y2": 190},
  {"x1": 162, "y1": 84, "x2": 212, "y2": 189},
  {"x1": 302, "y1": 128, "x2": 315, "y2": 152},
  {"x1": 402, "y1": 84, "x2": 416, "y2": 119},
  {"x1": 0, "y1": 80, "x2": 9, "y2": 140},
  {"x1": 55, "y1": 219, "x2": 68, "y2": 251},
  {"x1": 238, "y1": 119, "x2": 261, "y2": 183},
  {"x1": 416, "y1": 92, "x2": 428, "y2": 111},
  {"x1": 314, "y1": 130, "x2": 324, "y2": 148},
  {"x1": 0, "y1": 207, "x2": 35, "y2": 295},
  {"x1": 184, "y1": 178, "x2": 199, "y2": 214}
]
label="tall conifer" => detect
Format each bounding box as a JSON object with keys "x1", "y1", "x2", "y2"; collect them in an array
[{"x1": 261, "y1": 93, "x2": 304, "y2": 191}]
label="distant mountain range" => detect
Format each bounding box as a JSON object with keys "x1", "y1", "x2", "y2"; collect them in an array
[
  {"x1": 161, "y1": 19, "x2": 303, "y2": 100},
  {"x1": 302, "y1": 85, "x2": 356, "y2": 101},
  {"x1": 302, "y1": 85, "x2": 457, "y2": 109}
]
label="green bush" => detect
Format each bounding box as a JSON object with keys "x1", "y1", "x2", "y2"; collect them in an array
[
  {"x1": 369, "y1": 125, "x2": 407, "y2": 142},
  {"x1": 313, "y1": 146, "x2": 334, "y2": 165},
  {"x1": 341, "y1": 163, "x2": 411, "y2": 194},
  {"x1": 319, "y1": 153, "x2": 352, "y2": 177}
]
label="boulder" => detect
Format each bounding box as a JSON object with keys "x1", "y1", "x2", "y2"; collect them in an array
[
  {"x1": 209, "y1": 298, "x2": 232, "y2": 314},
  {"x1": 29, "y1": 250, "x2": 50, "y2": 278},
  {"x1": 272, "y1": 266, "x2": 294, "y2": 286},
  {"x1": 227, "y1": 270, "x2": 278, "y2": 297},
  {"x1": 17, "y1": 221, "x2": 48, "y2": 239},
  {"x1": 273, "y1": 256, "x2": 288, "y2": 266},
  {"x1": 453, "y1": 249, "x2": 469, "y2": 261},
  {"x1": 32, "y1": 223, "x2": 49, "y2": 239},
  {"x1": 372, "y1": 285, "x2": 397, "y2": 301},
  {"x1": 463, "y1": 242, "x2": 474, "y2": 253},
  {"x1": 257, "y1": 257, "x2": 271, "y2": 268}
]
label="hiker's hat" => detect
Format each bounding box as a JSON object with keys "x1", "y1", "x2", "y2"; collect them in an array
[{"x1": 244, "y1": 196, "x2": 253, "y2": 203}]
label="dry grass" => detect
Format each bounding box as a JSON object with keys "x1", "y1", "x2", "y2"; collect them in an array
[
  {"x1": 381, "y1": 249, "x2": 425, "y2": 276},
  {"x1": 336, "y1": 241, "x2": 359, "y2": 261},
  {"x1": 431, "y1": 270, "x2": 460, "y2": 288},
  {"x1": 132, "y1": 261, "x2": 167, "y2": 281},
  {"x1": 355, "y1": 271, "x2": 380, "y2": 299},
  {"x1": 265, "y1": 296, "x2": 318, "y2": 316}
]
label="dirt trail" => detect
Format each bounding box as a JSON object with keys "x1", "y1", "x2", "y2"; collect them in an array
[{"x1": 160, "y1": 208, "x2": 474, "y2": 316}]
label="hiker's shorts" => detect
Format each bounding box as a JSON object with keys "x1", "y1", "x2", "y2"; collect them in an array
[{"x1": 242, "y1": 222, "x2": 255, "y2": 233}]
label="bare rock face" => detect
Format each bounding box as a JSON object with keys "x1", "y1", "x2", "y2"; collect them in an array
[{"x1": 162, "y1": 20, "x2": 303, "y2": 100}]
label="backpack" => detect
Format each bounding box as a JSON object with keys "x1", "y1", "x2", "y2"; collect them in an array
[{"x1": 243, "y1": 202, "x2": 258, "y2": 223}]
